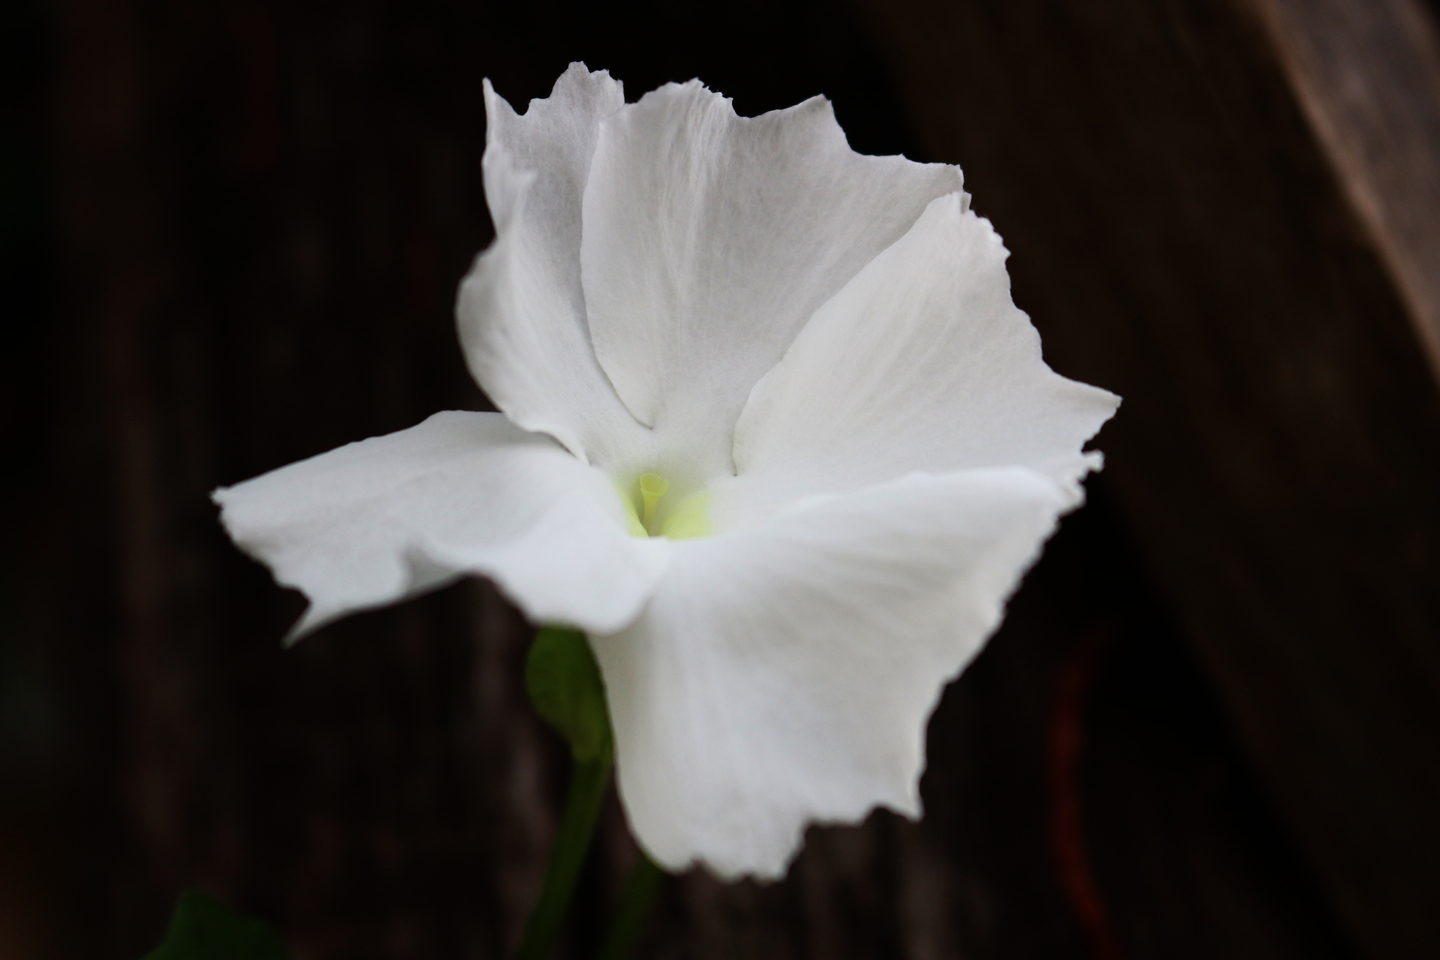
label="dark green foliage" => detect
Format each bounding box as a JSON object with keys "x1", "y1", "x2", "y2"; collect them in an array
[
  {"x1": 143, "y1": 891, "x2": 291, "y2": 960},
  {"x1": 526, "y1": 627, "x2": 612, "y2": 762},
  {"x1": 516, "y1": 627, "x2": 618, "y2": 960}
]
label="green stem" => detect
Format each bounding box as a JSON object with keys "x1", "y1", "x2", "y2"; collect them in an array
[
  {"x1": 596, "y1": 855, "x2": 665, "y2": 960},
  {"x1": 515, "y1": 750, "x2": 614, "y2": 960}
]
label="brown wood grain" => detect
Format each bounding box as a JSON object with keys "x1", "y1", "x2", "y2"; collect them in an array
[{"x1": 1249, "y1": 0, "x2": 1440, "y2": 376}]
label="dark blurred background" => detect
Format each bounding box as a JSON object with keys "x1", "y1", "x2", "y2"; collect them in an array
[{"x1": 4, "y1": 0, "x2": 1440, "y2": 958}]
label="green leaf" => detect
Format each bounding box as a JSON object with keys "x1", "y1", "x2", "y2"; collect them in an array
[
  {"x1": 142, "y1": 891, "x2": 292, "y2": 960},
  {"x1": 526, "y1": 627, "x2": 612, "y2": 762}
]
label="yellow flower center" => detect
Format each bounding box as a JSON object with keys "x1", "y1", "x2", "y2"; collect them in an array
[{"x1": 619, "y1": 473, "x2": 712, "y2": 540}]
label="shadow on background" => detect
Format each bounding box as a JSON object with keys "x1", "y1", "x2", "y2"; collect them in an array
[{"x1": 5, "y1": 0, "x2": 1430, "y2": 957}]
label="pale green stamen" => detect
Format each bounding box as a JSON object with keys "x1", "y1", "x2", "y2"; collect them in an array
[
  {"x1": 638, "y1": 473, "x2": 668, "y2": 531},
  {"x1": 617, "y1": 473, "x2": 713, "y2": 540}
]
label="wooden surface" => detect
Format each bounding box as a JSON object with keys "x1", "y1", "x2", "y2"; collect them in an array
[
  {"x1": 1251, "y1": 0, "x2": 1440, "y2": 375},
  {"x1": 4, "y1": 0, "x2": 1414, "y2": 956},
  {"x1": 854, "y1": 0, "x2": 1440, "y2": 957}
]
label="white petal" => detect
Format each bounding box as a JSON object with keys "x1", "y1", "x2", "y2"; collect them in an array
[
  {"x1": 213, "y1": 411, "x2": 669, "y2": 641},
  {"x1": 580, "y1": 81, "x2": 964, "y2": 479},
  {"x1": 590, "y1": 468, "x2": 1071, "y2": 879},
  {"x1": 457, "y1": 64, "x2": 651, "y2": 467},
  {"x1": 728, "y1": 193, "x2": 1120, "y2": 526}
]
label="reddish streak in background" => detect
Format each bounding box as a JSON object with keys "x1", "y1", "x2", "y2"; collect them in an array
[{"x1": 1049, "y1": 625, "x2": 1123, "y2": 960}]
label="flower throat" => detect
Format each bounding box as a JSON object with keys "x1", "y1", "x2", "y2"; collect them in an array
[{"x1": 620, "y1": 473, "x2": 712, "y2": 540}]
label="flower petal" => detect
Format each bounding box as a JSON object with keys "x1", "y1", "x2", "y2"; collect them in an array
[
  {"x1": 213, "y1": 411, "x2": 669, "y2": 641},
  {"x1": 590, "y1": 467, "x2": 1071, "y2": 879},
  {"x1": 580, "y1": 81, "x2": 964, "y2": 478},
  {"x1": 457, "y1": 64, "x2": 651, "y2": 467},
  {"x1": 728, "y1": 193, "x2": 1120, "y2": 526}
]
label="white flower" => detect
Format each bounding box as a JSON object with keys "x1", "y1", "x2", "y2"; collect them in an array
[{"x1": 213, "y1": 63, "x2": 1119, "y2": 880}]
